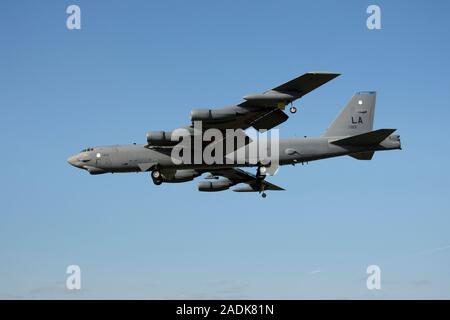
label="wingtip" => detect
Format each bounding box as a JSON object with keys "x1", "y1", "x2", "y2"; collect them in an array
[{"x1": 307, "y1": 71, "x2": 341, "y2": 76}]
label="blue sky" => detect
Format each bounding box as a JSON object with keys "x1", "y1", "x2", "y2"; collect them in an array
[{"x1": 1, "y1": 0, "x2": 450, "y2": 299}]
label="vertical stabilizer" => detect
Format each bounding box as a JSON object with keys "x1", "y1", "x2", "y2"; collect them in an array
[{"x1": 324, "y1": 92, "x2": 376, "y2": 137}]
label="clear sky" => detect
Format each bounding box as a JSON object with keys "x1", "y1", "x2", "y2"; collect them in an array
[{"x1": 1, "y1": 0, "x2": 450, "y2": 299}]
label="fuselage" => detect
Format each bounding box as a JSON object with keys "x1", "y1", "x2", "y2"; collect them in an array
[{"x1": 67, "y1": 135, "x2": 401, "y2": 174}]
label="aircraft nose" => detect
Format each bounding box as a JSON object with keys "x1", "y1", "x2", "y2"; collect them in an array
[{"x1": 67, "y1": 155, "x2": 81, "y2": 168}]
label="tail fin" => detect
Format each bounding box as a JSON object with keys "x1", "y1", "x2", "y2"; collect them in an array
[{"x1": 324, "y1": 92, "x2": 376, "y2": 137}]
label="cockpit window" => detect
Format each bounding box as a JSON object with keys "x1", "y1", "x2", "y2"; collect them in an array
[{"x1": 80, "y1": 147, "x2": 94, "y2": 153}]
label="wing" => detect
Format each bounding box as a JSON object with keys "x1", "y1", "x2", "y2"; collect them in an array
[
  {"x1": 146, "y1": 72, "x2": 339, "y2": 148},
  {"x1": 190, "y1": 72, "x2": 340, "y2": 131},
  {"x1": 240, "y1": 72, "x2": 341, "y2": 108},
  {"x1": 202, "y1": 168, "x2": 285, "y2": 192}
]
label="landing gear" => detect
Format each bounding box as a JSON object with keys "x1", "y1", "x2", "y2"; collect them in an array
[
  {"x1": 289, "y1": 101, "x2": 297, "y2": 114},
  {"x1": 151, "y1": 169, "x2": 162, "y2": 185},
  {"x1": 152, "y1": 170, "x2": 161, "y2": 179},
  {"x1": 256, "y1": 166, "x2": 267, "y2": 198},
  {"x1": 256, "y1": 166, "x2": 267, "y2": 179}
]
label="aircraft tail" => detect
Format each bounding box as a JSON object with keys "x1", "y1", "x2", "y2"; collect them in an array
[
  {"x1": 348, "y1": 151, "x2": 375, "y2": 160},
  {"x1": 330, "y1": 128, "x2": 398, "y2": 161},
  {"x1": 330, "y1": 128, "x2": 396, "y2": 147},
  {"x1": 323, "y1": 92, "x2": 376, "y2": 137}
]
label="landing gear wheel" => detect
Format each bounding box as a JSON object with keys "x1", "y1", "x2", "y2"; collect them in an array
[
  {"x1": 289, "y1": 106, "x2": 297, "y2": 114},
  {"x1": 151, "y1": 170, "x2": 162, "y2": 185},
  {"x1": 257, "y1": 166, "x2": 267, "y2": 179},
  {"x1": 152, "y1": 170, "x2": 161, "y2": 179},
  {"x1": 261, "y1": 192, "x2": 267, "y2": 198}
]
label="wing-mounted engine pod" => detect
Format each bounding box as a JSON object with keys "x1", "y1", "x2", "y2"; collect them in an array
[
  {"x1": 146, "y1": 131, "x2": 179, "y2": 146},
  {"x1": 198, "y1": 179, "x2": 232, "y2": 192},
  {"x1": 232, "y1": 185, "x2": 259, "y2": 192},
  {"x1": 243, "y1": 90, "x2": 296, "y2": 102},
  {"x1": 161, "y1": 169, "x2": 200, "y2": 183},
  {"x1": 190, "y1": 108, "x2": 237, "y2": 122}
]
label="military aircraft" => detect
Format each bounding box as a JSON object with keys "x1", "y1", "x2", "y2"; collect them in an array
[{"x1": 68, "y1": 73, "x2": 401, "y2": 197}]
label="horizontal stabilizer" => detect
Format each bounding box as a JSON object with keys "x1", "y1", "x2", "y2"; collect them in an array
[
  {"x1": 349, "y1": 151, "x2": 374, "y2": 160},
  {"x1": 331, "y1": 129, "x2": 396, "y2": 147}
]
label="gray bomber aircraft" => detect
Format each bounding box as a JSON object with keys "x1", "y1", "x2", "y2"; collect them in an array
[{"x1": 68, "y1": 73, "x2": 401, "y2": 197}]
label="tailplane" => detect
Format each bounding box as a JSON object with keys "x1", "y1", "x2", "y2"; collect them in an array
[
  {"x1": 331, "y1": 128, "x2": 397, "y2": 161},
  {"x1": 330, "y1": 128, "x2": 396, "y2": 147},
  {"x1": 349, "y1": 151, "x2": 375, "y2": 160},
  {"x1": 324, "y1": 92, "x2": 376, "y2": 137}
]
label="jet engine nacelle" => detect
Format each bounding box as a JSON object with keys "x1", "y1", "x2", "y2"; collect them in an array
[
  {"x1": 146, "y1": 131, "x2": 179, "y2": 146},
  {"x1": 198, "y1": 179, "x2": 231, "y2": 192},
  {"x1": 190, "y1": 108, "x2": 236, "y2": 122},
  {"x1": 161, "y1": 169, "x2": 200, "y2": 183},
  {"x1": 232, "y1": 185, "x2": 259, "y2": 192},
  {"x1": 243, "y1": 91, "x2": 295, "y2": 102}
]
